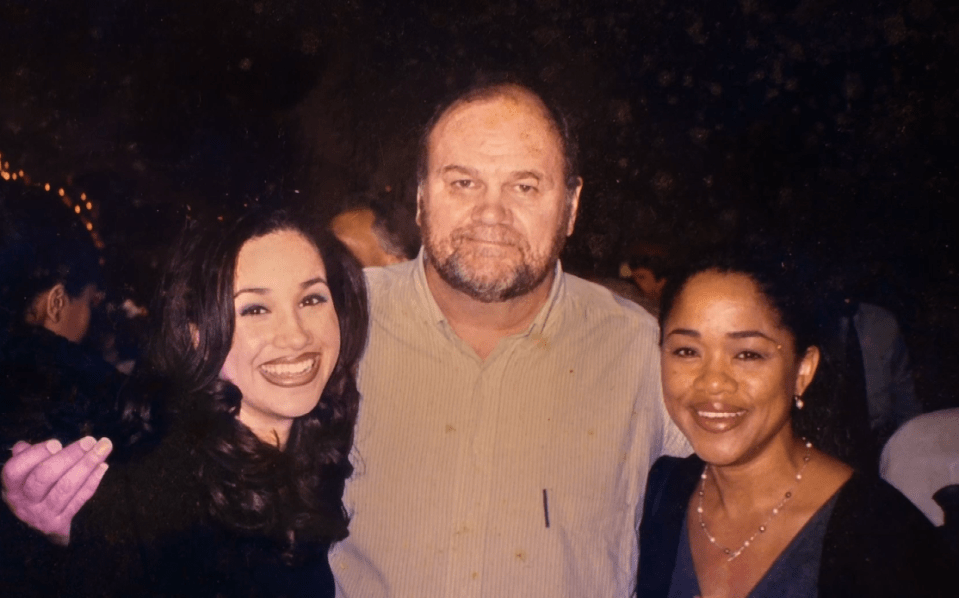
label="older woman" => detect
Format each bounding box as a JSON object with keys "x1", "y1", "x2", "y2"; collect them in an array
[
  {"x1": 637, "y1": 248, "x2": 950, "y2": 598},
  {"x1": 5, "y1": 207, "x2": 368, "y2": 597}
]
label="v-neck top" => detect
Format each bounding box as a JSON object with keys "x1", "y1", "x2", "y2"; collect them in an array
[{"x1": 667, "y1": 492, "x2": 839, "y2": 598}]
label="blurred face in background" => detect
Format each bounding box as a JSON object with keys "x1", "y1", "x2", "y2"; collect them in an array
[{"x1": 331, "y1": 208, "x2": 405, "y2": 268}]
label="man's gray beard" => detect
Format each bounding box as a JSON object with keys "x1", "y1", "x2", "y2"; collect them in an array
[{"x1": 422, "y1": 220, "x2": 568, "y2": 304}]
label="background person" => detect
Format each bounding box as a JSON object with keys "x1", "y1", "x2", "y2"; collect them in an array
[
  {"x1": 0, "y1": 180, "x2": 120, "y2": 450},
  {"x1": 637, "y1": 246, "x2": 950, "y2": 598},
  {"x1": 621, "y1": 240, "x2": 672, "y2": 316}
]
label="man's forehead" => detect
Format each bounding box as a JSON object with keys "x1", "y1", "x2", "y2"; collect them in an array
[{"x1": 427, "y1": 91, "x2": 563, "y2": 159}]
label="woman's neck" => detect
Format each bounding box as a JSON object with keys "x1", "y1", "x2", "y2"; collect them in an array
[{"x1": 707, "y1": 434, "x2": 809, "y2": 518}]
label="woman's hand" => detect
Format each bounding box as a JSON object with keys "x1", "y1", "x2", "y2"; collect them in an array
[{"x1": 1, "y1": 437, "x2": 112, "y2": 545}]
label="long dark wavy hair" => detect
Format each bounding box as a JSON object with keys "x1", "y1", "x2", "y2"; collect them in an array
[
  {"x1": 657, "y1": 242, "x2": 859, "y2": 464},
  {"x1": 126, "y1": 206, "x2": 368, "y2": 561}
]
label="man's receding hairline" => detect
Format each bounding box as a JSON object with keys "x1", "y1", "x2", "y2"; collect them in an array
[
  {"x1": 416, "y1": 80, "x2": 579, "y2": 198},
  {"x1": 429, "y1": 84, "x2": 562, "y2": 143}
]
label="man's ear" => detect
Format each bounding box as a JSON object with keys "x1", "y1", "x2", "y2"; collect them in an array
[
  {"x1": 415, "y1": 185, "x2": 424, "y2": 228},
  {"x1": 45, "y1": 284, "x2": 68, "y2": 323},
  {"x1": 565, "y1": 177, "x2": 583, "y2": 236}
]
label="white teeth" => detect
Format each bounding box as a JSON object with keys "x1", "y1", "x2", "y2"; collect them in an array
[
  {"x1": 260, "y1": 358, "x2": 315, "y2": 376},
  {"x1": 697, "y1": 411, "x2": 745, "y2": 419}
]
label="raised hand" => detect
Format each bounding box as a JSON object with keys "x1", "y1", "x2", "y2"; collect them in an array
[{"x1": 1, "y1": 436, "x2": 112, "y2": 545}]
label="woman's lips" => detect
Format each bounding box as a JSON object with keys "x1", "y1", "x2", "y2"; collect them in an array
[
  {"x1": 690, "y1": 403, "x2": 747, "y2": 433},
  {"x1": 258, "y1": 354, "x2": 321, "y2": 387}
]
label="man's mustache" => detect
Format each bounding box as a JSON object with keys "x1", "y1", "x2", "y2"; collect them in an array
[{"x1": 451, "y1": 225, "x2": 525, "y2": 248}]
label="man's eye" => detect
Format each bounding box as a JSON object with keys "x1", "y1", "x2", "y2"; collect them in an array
[
  {"x1": 516, "y1": 184, "x2": 537, "y2": 194},
  {"x1": 301, "y1": 294, "x2": 329, "y2": 307},
  {"x1": 239, "y1": 305, "x2": 268, "y2": 316},
  {"x1": 451, "y1": 179, "x2": 474, "y2": 189}
]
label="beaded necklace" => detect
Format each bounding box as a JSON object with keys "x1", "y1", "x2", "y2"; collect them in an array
[{"x1": 697, "y1": 439, "x2": 813, "y2": 562}]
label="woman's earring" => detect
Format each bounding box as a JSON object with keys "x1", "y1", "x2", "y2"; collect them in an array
[{"x1": 794, "y1": 394, "x2": 804, "y2": 410}]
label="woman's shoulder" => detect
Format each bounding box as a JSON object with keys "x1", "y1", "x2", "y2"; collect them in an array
[
  {"x1": 819, "y1": 472, "x2": 952, "y2": 598},
  {"x1": 832, "y1": 472, "x2": 937, "y2": 531}
]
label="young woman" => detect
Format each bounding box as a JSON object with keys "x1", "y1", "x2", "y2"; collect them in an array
[
  {"x1": 637, "y1": 248, "x2": 950, "y2": 598},
  {"x1": 35, "y1": 208, "x2": 367, "y2": 597}
]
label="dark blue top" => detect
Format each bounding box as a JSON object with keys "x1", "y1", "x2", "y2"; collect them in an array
[
  {"x1": 638, "y1": 455, "x2": 953, "y2": 598},
  {"x1": 667, "y1": 493, "x2": 837, "y2": 598}
]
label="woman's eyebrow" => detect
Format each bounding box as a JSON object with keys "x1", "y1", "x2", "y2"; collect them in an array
[
  {"x1": 301, "y1": 276, "x2": 328, "y2": 289},
  {"x1": 664, "y1": 328, "x2": 700, "y2": 338},
  {"x1": 234, "y1": 276, "x2": 328, "y2": 298},
  {"x1": 727, "y1": 330, "x2": 777, "y2": 342},
  {"x1": 234, "y1": 287, "x2": 267, "y2": 298}
]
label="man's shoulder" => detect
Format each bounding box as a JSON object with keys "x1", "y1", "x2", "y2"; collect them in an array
[
  {"x1": 561, "y1": 272, "x2": 660, "y2": 334},
  {"x1": 363, "y1": 259, "x2": 419, "y2": 304},
  {"x1": 363, "y1": 259, "x2": 416, "y2": 288}
]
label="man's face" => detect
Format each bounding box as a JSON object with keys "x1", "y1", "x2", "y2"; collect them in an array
[{"x1": 418, "y1": 91, "x2": 581, "y2": 303}]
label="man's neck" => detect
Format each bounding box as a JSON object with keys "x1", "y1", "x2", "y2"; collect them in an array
[{"x1": 424, "y1": 264, "x2": 555, "y2": 360}]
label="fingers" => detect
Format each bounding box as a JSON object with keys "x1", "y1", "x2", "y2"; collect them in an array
[
  {"x1": 2, "y1": 440, "x2": 64, "y2": 491},
  {"x1": 60, "y1": 462, "x2": 109, "y2": 522},
  {"x1": 10, "y1": 440, "x2": 34, "y2": 457},
  {"x1": 18, "y1": 437, "x2": 92, "y2": 502},
  {"x1": 26, "y1": 438, "x2": 112, "y2": 515}
]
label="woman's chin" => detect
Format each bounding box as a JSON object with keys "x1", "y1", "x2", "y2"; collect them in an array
[{"x1": 687, "y1": 432, "x2": 754, "y2": 467}]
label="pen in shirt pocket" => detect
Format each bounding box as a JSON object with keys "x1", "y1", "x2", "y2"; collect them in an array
[{"x1": 542, "y1": 489, "x2": 550, "y2": 528}]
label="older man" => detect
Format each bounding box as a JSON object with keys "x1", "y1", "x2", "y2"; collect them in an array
[
  {"x1": 3, "y1": 81, "x2": 687, "y2": 596},
  {"x1": 330, "y1": 82, "x2": 687, "y2": 597}
]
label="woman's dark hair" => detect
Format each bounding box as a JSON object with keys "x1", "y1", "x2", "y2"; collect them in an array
[
  {"x1": 658, "y1": 246, "x2": 820, "y2": 355},
  {"x1": 129, "y1": 206, "x2": 368, "y2": 561},
  {"x1": 657, "y1": 243, "x2": 858, "y2": 463}
]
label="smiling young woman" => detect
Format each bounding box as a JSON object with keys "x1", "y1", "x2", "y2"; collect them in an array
[
  {"x1": 11, "y1": 206, "x2": 370, "y2": 598},
  {"x1": 638, "y1": 245, "x2": 951, "y2": 598},
  {"x1": 220, "y1": 229, "x2": 342, "y2": 449}
]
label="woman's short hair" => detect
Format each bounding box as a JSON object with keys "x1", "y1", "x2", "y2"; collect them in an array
[{"x1": 658, "y1": 243, "x2": 821, "y2": 355}]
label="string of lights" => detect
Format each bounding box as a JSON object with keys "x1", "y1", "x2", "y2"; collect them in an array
[{"x1": 0, "y1": 149, "x2": 104, "y2": 249}]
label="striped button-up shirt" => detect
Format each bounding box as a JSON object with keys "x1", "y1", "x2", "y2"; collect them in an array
[{"x1": 331, "y1": 254, "x2": 689, "y2": 597}]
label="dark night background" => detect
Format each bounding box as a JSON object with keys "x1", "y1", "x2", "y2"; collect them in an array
[{"x1": 2, "y1": 0, "x2": 958, "y2": 410}]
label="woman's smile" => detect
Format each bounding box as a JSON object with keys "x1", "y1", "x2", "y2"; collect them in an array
[
  {"x1": 258, "y1": 353, "x2": 323, "y2": 386},
  {"x1": 690, "y1": 402, "x2": 748, "y2": 433},
  {"x1": 661, "y1": 270, "x2": 816, "y2": 466}
]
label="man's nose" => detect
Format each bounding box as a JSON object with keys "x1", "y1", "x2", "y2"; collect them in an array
[{"x1": 472, "y1": 186, "x2": 511, "y2": 225}]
